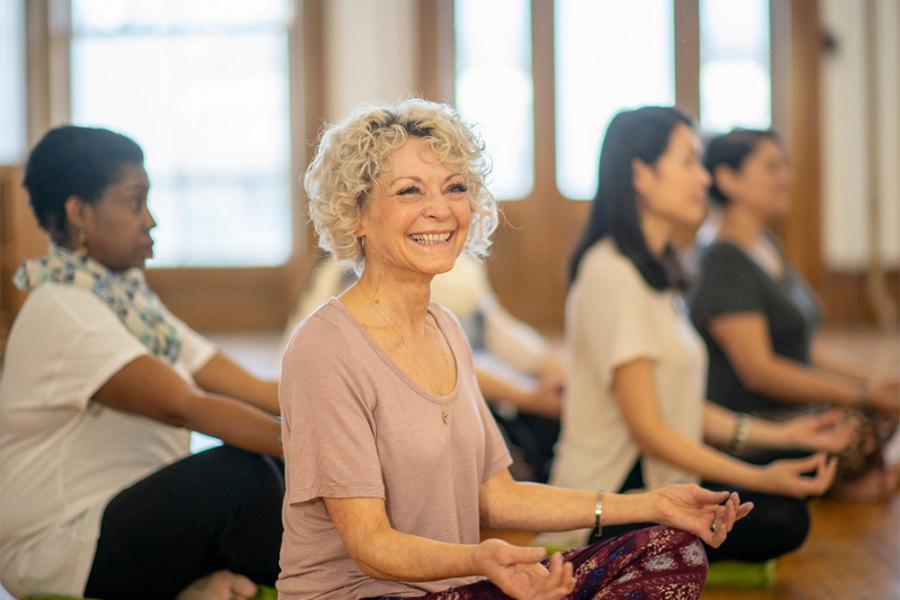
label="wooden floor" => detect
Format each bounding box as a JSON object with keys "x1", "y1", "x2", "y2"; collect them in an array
[
  {"x1": 700, "y1": 496, "x2": 899, "y2": 600},
  {"x1": 700, "y1": 326, "x2": 900, "y2": 600}
]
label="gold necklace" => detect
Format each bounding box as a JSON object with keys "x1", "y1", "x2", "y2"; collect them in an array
[{"x1": 360, "y1": 285, "x2": 453, "y2": 424}]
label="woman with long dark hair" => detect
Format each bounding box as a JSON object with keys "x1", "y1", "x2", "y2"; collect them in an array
[{"x1": 546, "y1": 107, "x2": 849, "y2": 563}]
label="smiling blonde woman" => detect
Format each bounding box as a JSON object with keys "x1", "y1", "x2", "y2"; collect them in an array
[{"x1": 277, "y1": 98, "x2": 750, "y2": 600}]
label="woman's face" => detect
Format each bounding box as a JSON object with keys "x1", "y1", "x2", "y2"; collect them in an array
[
  {"x1": 357, "y1": 136, "x2": 471, "y2": 279},
  {"x1": 633, "y1": 123, "x2": 711, "y2": 227},
  {"x1": 717, "y1": 137, "x2": 792, "y2": 222},
  {"x1": 79, "y1": 163, "x2": 156, "y2": 271}
]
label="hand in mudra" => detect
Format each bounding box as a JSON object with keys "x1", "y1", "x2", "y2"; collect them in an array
[
  {"x1": 652, "y1": 484, "x2": 753, "y2": 548},
  {"x1": 474, "y1": 538, "x2": 575, "y2": 600}
]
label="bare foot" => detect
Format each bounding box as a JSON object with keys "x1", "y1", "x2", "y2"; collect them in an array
[
  {"x1": 827, "y1": 468, "x2": 898, "y2": 503},
  {"x1": 176, "y1": 570, "x2": 258, "y2": 600}
]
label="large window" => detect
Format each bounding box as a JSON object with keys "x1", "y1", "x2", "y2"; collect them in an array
[
  {"x1": 555, "y1": 0, "x2": 675, "y2": 200},
  {"x1": 453, "y1": 0, "x2": 773, "y2": 202},
  {"x1": 699, "y1": 0, "x2": 771, "y2": 133},
  {"x1": 0, "y1": 0, "x2": 26, "y2": 165},
  {"x1": 455, "y1": 0, "x2": 533, "y2": 201},
  {"x1": 70, "y1": 0, "x2": 292, "y2": 267}
]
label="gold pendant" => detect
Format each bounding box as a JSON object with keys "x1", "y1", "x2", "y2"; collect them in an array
[{"x1": 442, "y1": 411, "x2": 449, "y2": 424}]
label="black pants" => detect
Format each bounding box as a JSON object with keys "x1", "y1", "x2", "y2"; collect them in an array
[
  {"x1": 589, "y1": 451, "x2": 811, "y2": 563},
  {"x1": 84, "y1": 445, "x2": 284, "y2": 600}
]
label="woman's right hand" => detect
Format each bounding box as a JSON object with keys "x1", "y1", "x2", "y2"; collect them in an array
[
  {"x1": 758, "y1": 452, "x2": 838, "y2": 498},
  {"x1": 473, "y1": 539, "x2": 575, "y2": 600}
]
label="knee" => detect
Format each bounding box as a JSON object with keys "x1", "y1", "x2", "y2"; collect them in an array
[
  {"x1": 643, "y1": 527, "x2": 709, "y2": 571},
  {"x1": 203, "y1": 446, "x2": 285, "y2": 505},
  {"x1": 757, "y1": 498, "x2": 810, "y2": 554}
]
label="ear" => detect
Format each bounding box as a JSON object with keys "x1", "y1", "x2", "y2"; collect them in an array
[
  {"x1": 632, "y1": 157, "x2": 654, "y2": 198},
  {"x1": 713, "y1": 164, "x2": 739, "y2": 197},
  {"x1": 64, "y1": 195, "x2": 90, "y2": 230}
]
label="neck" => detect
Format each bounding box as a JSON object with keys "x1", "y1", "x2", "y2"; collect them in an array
[
  {"x1": 717, "y1": 203, "x2": 766, "y2": 247},
  {"x1": 353, "y1": 264, "x2": 433, "y2": 333},
  {"x1": 639, "y1": 210, "x2": 674, "y2": 257}
]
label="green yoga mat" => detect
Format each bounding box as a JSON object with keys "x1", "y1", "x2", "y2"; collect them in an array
[
  {"x1": 705, "y1": 559, "x2": 778, "y2": 587},
  {"x1": 21, "y1": 584, "x2": 278, "y2": 600}
]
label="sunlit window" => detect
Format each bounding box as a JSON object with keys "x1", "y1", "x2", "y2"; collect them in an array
[
  {"x1": 455, "y1": 0, "x2": 533, "y2": 201},
  {"x1": 699, "y1": 0, "x2": 771, "y2": 133},
  {"x1": 70, "y1": 0, "x2": 292, "y2": 267},
  {"x1": 0, "y1": 0, "x2": 26, "y2": 165},
  {"x1": 555, "y1": 0, "x2": 675, "y2": 200}
]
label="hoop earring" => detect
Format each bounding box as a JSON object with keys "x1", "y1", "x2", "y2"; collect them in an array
[
  {"x1": 359, "y1": 236, "x2": 365, "y2": 249},
  {"x1": 77, "y1": 229, "x2": 88, "y2": 257}
]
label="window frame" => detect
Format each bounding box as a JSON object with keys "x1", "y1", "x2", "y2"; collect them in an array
[
  {"x1": 421, "y1": 0, "x2": 817, "y2": 330},
  {"x1": 25, "y1": 0, "x2": 323, "y2": 330}
]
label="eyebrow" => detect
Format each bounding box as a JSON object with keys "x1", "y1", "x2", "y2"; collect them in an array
[{"x1": 389, "y1": 173, "x2": 462, "y2": 187}]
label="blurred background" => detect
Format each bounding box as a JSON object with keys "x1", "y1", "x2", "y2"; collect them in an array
[{"x1": 2, "y1": 0, "x2": 897, "y2": 343}]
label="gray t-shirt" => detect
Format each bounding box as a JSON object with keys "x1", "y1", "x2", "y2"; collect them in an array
[{"x1": 278, "y1": 299, "x2": 512, "y2": 600}]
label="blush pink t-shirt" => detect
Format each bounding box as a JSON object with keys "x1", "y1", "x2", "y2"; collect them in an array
[{"x1": 278, "y1": 299, "x2": 512, "y2": 600}]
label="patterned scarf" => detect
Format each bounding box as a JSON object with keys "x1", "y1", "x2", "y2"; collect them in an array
[{"x1": 13, "y1": 244, "x2": 182, "y2": 365}]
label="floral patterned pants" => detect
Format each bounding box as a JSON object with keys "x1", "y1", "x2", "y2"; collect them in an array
[{"x1": 378, "y1": 526, "x2": 707, "y2": 600}]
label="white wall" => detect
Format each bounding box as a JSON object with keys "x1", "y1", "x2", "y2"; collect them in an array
[
  {"x1": 820, "y1": 0, "x2": 900, "y2": 270},
  {"x1": 322, "y1": 0, "x2": 420, "y2": 123}
]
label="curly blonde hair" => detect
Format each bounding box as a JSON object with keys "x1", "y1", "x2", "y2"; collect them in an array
[{"x1": 304, "y1": 99, "x2": 498, "y2": 273}]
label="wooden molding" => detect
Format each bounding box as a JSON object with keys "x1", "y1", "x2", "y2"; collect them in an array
[
  {"x1": 674, "y1": 0, "x2": 701, "y2": 118},
  {"x1": 0, "y1": 166, "x2": 51, "y2": 358}
]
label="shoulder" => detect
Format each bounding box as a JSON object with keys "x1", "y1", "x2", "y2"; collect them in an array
[
  {"x1": 285, "y1": 299, "x2": 353, "y2": 356},
  {"x1": 15, "y1": 283, "x2": 123, "y2": 331},
  {"x1": 577, "y1": 238, "x2": 649, "y2": 294},
  {"x1": 698, "y1": 241, "x2": 753, "y2": 270}
]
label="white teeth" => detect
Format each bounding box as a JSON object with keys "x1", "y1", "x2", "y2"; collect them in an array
[{"x1": 411, "y1": 233, "x2": 451, "y2": 244}]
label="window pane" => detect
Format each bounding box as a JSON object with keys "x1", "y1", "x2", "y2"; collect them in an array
[
  {"x1": 0, "y1": 0, "x2": 26, "y2": 165},
  {"x1": 71, "y1": 0, "x2": 292, "y2": 267},
  {"x1": 555, "y1": 0, "x2": 675, "y2": 200},
  {"x1": 700, "y1": 0, "x2": 771, "y2": 133},
  {"x1": 455, "y1": 0, "x2": 533, "y2": 201}
]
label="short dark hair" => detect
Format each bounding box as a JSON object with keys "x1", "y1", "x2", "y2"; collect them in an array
[
  {"x1": 23, "y1": 125, "x2": 144, "y2": 244},
  {"x1": 704, "y1": 128, "x2": 782, "y2": 205},
  {"x1": 569, "y1": 106, "x2": 695, "y2": 291}
]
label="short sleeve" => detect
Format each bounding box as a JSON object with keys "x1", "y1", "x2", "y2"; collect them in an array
[
  {"x1": 2, "y1": 285, "x2": 148, "y2": 412},
  {"x1": 691, "y1": 244, "x2": 765, "y2": 327},
  {"x1": 575, "y1": 249, "x2": 661, "y2": 372},
  {"x1": 280, "y1": 316, "x2": 385, "y2": 504},
  {"x1": 476, "y1": 391, "x2": 514, "y2": 482},
  {"x1": 159, "y1": 306, "x2": 217, "y2": 374}
]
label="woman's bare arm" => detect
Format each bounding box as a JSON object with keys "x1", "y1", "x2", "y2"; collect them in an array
[
  {"x1": 613, "y1": 359, "x2": 835, "y2": 497},
  {"x1": 703, "y1": 402, "x2": 853, "y2": 453},
  {"x1": 323, "y1": 495, "x2": 574, "y2": 600},
  {"x1": 93, "y1": 355, "x2": 282, "y2": 457},
  {"x1": 709, "y1": 314, "x2": 898, "y2": 415},
  {"x1": 193, "y1": 352, "x2": 280, "y2": 416}
]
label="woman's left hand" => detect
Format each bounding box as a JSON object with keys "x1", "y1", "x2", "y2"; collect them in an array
[
  {"x1": 473, "y1": 539, "x2": 575, "y2": 600},
  {"x1": 780, "y1": 409, "x2": 855, "y2": 453},
  {"x1": 651, "y1": 484, "x2": 753, "y2": 548}
]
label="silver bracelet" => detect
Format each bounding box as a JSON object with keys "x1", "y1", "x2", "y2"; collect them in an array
[
  {"x1": 594, "y1": 491, "x2": 604, "y2": 537},
  {"x1": 731, "y1": 413, "x2": 750, "y2": 452}
]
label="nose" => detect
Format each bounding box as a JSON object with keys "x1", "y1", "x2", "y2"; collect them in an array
[
  {"x1": 143, "y1": 203, "x2": 157, "y2": 231},
  {"x1": 700, "y1": 166, "x2": 712, "y2": 189},
  {"x1": 423, "y1": 189, "x2": 452, "y2": 220}
]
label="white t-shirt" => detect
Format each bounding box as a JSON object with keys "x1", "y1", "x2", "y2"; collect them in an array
[
  {"x1": 545, "y1": 239, "x2": 705, "y2": 548},
  {"x1": 0, "y1": 284, "x2": 216, "y2": 598}
]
